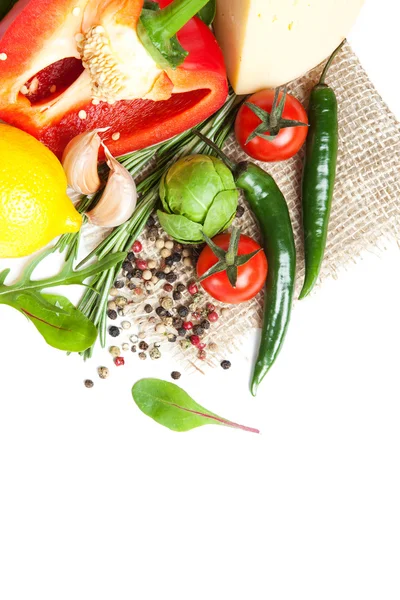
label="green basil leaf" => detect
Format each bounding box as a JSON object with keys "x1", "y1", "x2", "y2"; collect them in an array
[
  {"x1": 11, "y1": 292, "x2": 97, "y2": 352},
  {"x1": 197, "y1": 0, "x2": 216, "y2": 26},
  {"x1": 0, "y1": 0, "x2": 18, "y2": 21},
  {"x1": 157, "y1": 210, "x2": 204, "y2": 244},
  {"x1": 132, "y1": 378, "x2": 260, "y2": 433}
]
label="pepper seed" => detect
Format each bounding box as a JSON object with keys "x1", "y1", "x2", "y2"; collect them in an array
[
  {"x1": 84, "y1": 379, "x2": 94, "y2": 388},
  {"x1": 171, "y1": 371, "x2": 181, "y2": 380}
]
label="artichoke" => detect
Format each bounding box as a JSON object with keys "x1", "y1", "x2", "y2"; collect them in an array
[{"x1": 157, "y1": 155, "x2": 238, "y2": 244}]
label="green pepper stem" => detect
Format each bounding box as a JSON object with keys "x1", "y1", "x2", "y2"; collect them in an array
[
  {"x1": 149, "y1": 0, "x2": 210, "y2": 40},
  {"x1": 319, "y1": 39, "x2": 346, "y2": 85},
  {"x1": 193, "y1": 130, "x2": 237, "y2": 171}
]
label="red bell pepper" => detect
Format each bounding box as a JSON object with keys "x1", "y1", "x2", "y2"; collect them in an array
[{"x1": 0, "y1": 0, "x2": 227, "y2": 158}]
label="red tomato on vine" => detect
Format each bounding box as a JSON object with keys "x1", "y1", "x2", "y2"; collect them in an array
[{"x1": 235, "y1": 88, "x2": 309, "y2": 162}]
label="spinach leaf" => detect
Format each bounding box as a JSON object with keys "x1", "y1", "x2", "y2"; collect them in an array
[
  {"x1": 0, "y1": 249, "x2": 125, "y2": 352},
  {"x1": 132, "y1": 378, "x2": 260, "y2": 433},
  {"x1": 197, "y1": 0, "x2": 216, "y2": 26},
  {"x1": 9, "y1": 292, "x2": 97, "y2": 352}
]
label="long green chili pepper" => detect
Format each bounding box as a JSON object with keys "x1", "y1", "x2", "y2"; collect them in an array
[
  {"x1": 299, "y1": 41, "x2": 345, "y2": 299},
  {"x1": 194, "y1": 131, "x2": 296, "y2": 396}
]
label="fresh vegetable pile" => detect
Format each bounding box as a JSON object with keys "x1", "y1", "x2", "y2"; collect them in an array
[{"x1": 0, "y1": 0, "x2": 351, "y2": 431}]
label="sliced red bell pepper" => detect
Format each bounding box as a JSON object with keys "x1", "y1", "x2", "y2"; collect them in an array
[{"x1": 0, "y1": 0, "x2": 227, "y2": 158}]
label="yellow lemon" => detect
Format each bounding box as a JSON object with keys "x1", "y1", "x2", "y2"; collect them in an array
[{"x1": 0, "y1": 125, "x2": 82, "y2": 258}]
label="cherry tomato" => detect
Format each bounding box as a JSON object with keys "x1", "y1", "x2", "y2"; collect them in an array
[
  {"x1": 197, "y1": 233, "x2": 268, "y2": 304},
  {"x1": 235, "y1": 89, "x2": 308, "y2": 162}
]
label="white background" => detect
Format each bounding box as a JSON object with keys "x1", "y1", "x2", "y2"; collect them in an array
[{"x1": 1, "y1": 1, "x2": 399, "y2": 598}]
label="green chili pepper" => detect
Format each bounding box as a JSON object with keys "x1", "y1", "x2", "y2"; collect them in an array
[
  {"x1": 299, "y1": 41, "x2": 345, "y2": 299},
  {"x1": 235, "y1": 163, "x2": 296, "y2": 395},
  {"x1": 193, "y1": 131, "x2": 296, "y2": 396}
]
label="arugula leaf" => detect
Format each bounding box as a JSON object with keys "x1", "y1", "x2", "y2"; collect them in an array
[
  {"x1": 197, "y1": 0, "x2": 216, "y2": 26},
  {"x1": 0, "y1": 249, "x2": 126, "y2": 352},
  {"x1": 132, "y1": 378, "x2": 260, "y2": 433}
]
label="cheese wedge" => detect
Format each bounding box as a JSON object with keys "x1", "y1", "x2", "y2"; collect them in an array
[{"x1": 214, "y1": 0, "x2": 364, "y2": 94}]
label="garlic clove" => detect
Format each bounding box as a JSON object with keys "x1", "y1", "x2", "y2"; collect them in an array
[
  {"x1": 85, "y1": 144, "x2": 137, "y2": 227},
  {"x1": 62, "y1": 128, "x2": 109, "y2": 195}
]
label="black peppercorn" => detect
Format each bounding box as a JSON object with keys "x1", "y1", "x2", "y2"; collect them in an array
[
  {"x1": 156, "y1": 306, "x2": 167, "y2": 317},
  {"x1": 221, "y1": 360, "x2": 231, "y2": 370},
  {"x1": 155, "y1": 271, "x2": 166, "y2": 280},
  {"x1": 131, "y1": 345, "x2": 137, "y2": 353},
  {"x1": 84, "y1": 379, "x2": 94, "y2": 388},
  {"x1": 114, "y1": 280, "x2": 124, "y2": 289},
  {"x1": 144, "y1": 304, "x2": 153, "y2": 314},
  {"x1": 139, "y1": 341, "x2": 149, "y2": 351},
  {"x1": 168, "y1": 334, "x2": 177, "y2": 343},
  {"x1": 126, "y1": 272, "x2": 133, "y2": 280},
  {"x1": 176, "y1": 283, "x2": 186, "y2": 293},
  {"x1": 201, "y1": 319, "x2": 211, "y2": 330},
  {"x1": 172, "y1": 317, "x2": 182, "y2": 328},
  {"x1": 166, "y1": 272, "x2": 178, "y2": 283},
  {"x1": 171, "y1": 371, "x2": 181, "y2": 380},
  {"x1": 177, "y1": 327, "x2": 186, "y2": 337},
  {"x1": 127, "y1": 251, "x2": 135, "y2": 261},
  {"x1": 236, "y1": 205, "x2": 245, "y2": 218},
  {"x1": 109, "y1": 326, "x2": 120, "y2": 337},
  {"x1": 122, "y1": 261, "x2": 134, "y2": 273},
  {"x1": 147, "y1": 215, "x2": 155, "y2": 227},
  {"x1": 128, "y1": 282, "x2": 136, "y2": 290},
  {"x1": 177, "y1": 305, "x2": 189, "y2": 318},
  {"x1": 134, "y1": 269, "x2": 143, "y2": 279},
  {"x1": 107, "y1": 309, "x2": 118, "y2": 320},
  {"x1": 193, "y1": 325, "x2": 204, "y2": 336},
  {"x1": 173, "y1": 291, "x2": 182, "y2": 301},
  {"x1": 165, "y1": 256, "x2": 174, "y2": 267},
  {"x1": 172, "y1": 252, "x2": 181, "y2": 263}
]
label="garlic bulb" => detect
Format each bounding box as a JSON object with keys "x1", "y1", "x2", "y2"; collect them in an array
[
  {"x1": 86, "y1": 145, "x2": 137, "y2": 227},
  {"x1": 62, "y1": 128, "x2": 109, "y2": 194}
]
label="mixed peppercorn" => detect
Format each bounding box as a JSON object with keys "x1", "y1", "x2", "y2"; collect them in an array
[{"x1": 85, "y1": 215, "x2": 237, "y2": 387}]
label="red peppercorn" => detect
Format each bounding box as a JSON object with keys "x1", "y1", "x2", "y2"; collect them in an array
[
  {"x1": 206, "y1": 302, "x2": 215, "y2": 312},
  {"x1": 197, "y1": 342, "x2": 207, "y2": 350},
  {"x1": 192, "y1": 311, "x2": 201, "y2": 320},
  {"x1": 208, "y1": 311, "x2": 219, "y2": 322},
  {"x1": 136, "y1": 259, "x2": 147, "y2": 270},
  {"x1": 187, "y1": 283, "x2": 198, "y2": 295},
  {"x1": 198, "y1": 350, "x2": 207, "y2": 360},
  {"x1": 132, "y1": 241, "x2": 142, "y2": 253},
  {"x1": 190, "y1": 335, "x2": 201, "y2": 346},
  {"x1": 163, "y1": 283, "x2": 173, "y2": 292},
  {"x1": 114, "y1": 356, "x2": 125, "y2": 366},
  {"x1": 183, "y1": 321, "x2": 193, "y2": 330}
]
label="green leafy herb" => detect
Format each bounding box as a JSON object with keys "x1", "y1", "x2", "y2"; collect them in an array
[
  {"x1": 132, "y1": 378, "x2": 260, "y2": 433},
  {"x1": 0, "y1": 250, "x2": 125, "y2": 352},
  {"x1": 197, "y1": 0, "x2": 216, "y2": 25}
]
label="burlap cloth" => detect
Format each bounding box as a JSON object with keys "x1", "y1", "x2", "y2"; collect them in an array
[{"x1": 101, "y1": 42, "x2": 400, "y2": 371}]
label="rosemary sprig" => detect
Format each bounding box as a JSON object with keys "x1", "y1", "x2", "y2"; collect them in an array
[{"x1": 56, "y1": 90, "x2": 240, "y2": 359}]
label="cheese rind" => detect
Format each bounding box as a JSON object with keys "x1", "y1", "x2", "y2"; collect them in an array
[{"x1": 214, "y1": 0, "x2": 364, "y2": 94}]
